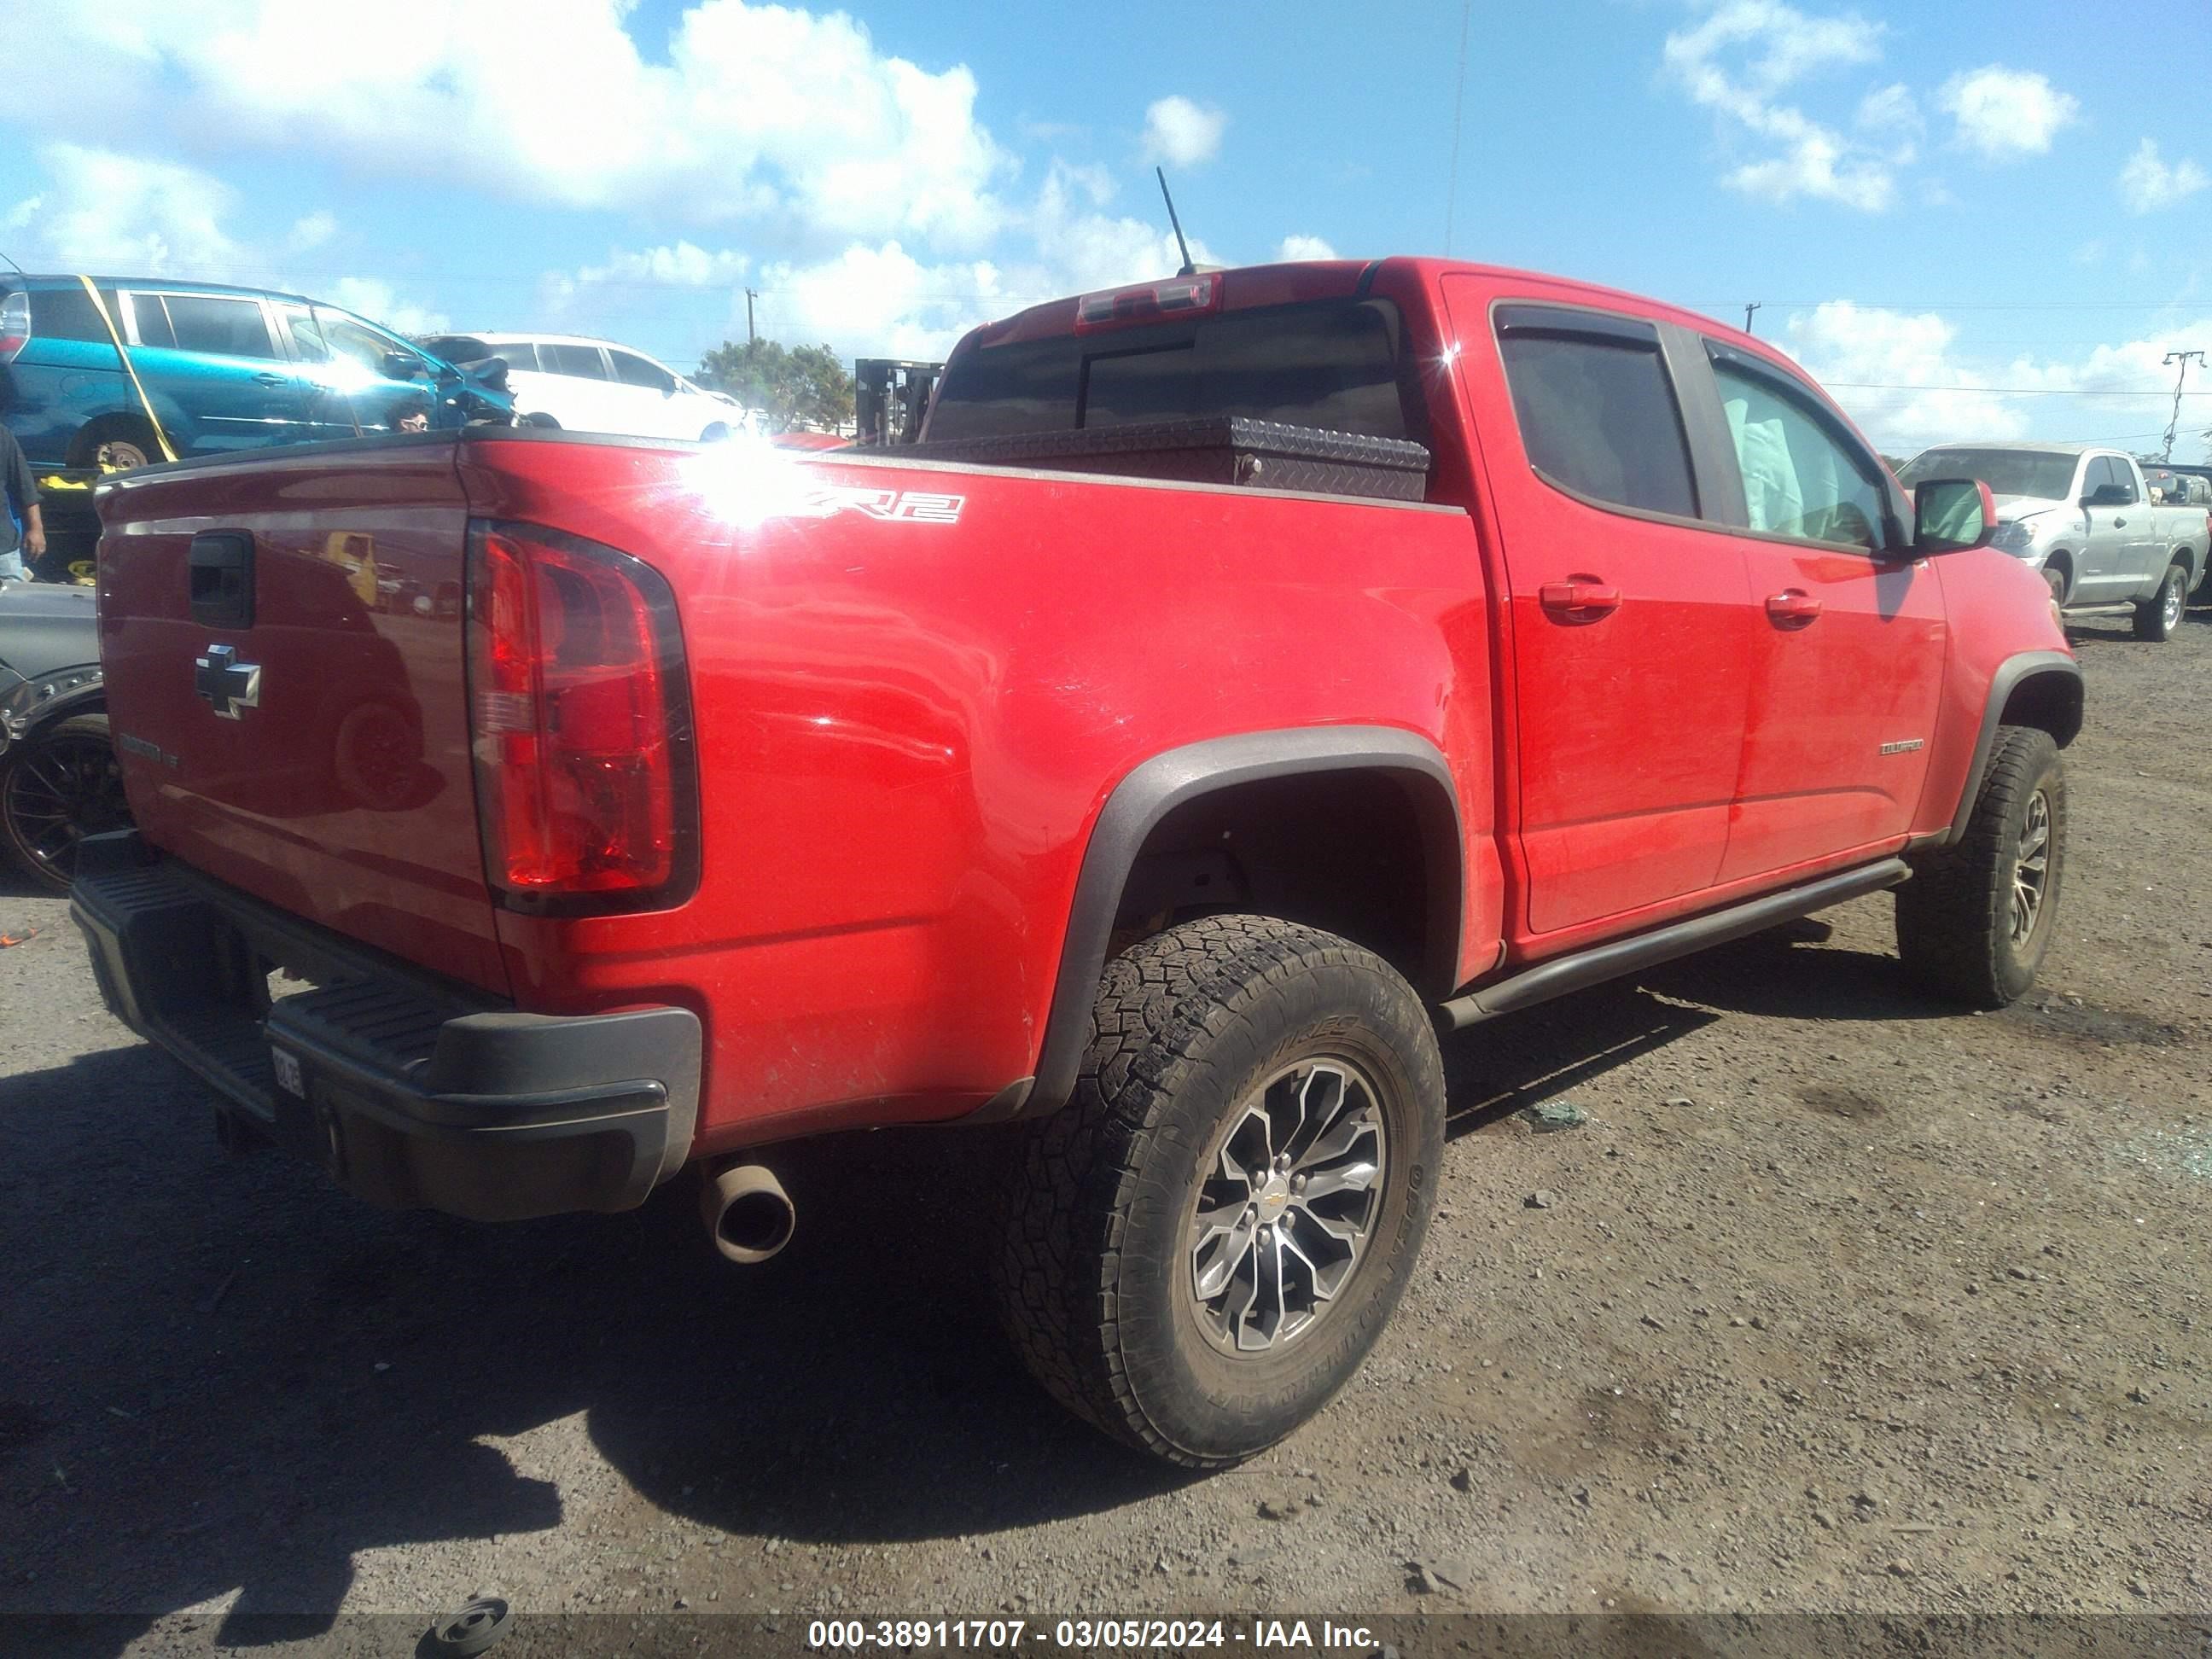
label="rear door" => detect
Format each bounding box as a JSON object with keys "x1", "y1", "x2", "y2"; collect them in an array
[
  {"x1": 119, "y1": 290, "x2": 310, "y2": 453},
  {"x1": 1696, "y1": 341, "x2": 1947, "y2": 880},
  {"x1": 95, "y1": 440, "x2": 508, "y2": 992},
  {"x1": 540, "y1": 343, "x2": 622, "y2": 433},
  {"x1": 1445, "y1": 281, "x2": 1756, "y2": 937}
]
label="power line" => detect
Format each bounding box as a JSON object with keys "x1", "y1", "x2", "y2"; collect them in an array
[{"x1": 1825, "y1": 381, "x2": 2211, "y2": 397}]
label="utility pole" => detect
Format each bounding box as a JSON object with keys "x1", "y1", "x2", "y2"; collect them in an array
[
  {"x1": 2161, "y1": 349, "x2": 2204, "y2": 462},
  {"x1": 1743, "y1": 301, "x2": 1761, "y2": 335},
  {"x1": 745, "y1": 288, "x2": 759, "y2": 347}
]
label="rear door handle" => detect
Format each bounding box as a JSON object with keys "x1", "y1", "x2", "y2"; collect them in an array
[
  {"x1": 1766, "y1": 589, "x2": 1822, "y2": 625},
  {"x1": 253, "y1": 371, "x2": 287, "y2": 387},
  {"x1": 1539, "y1": 580, "x2": 1621, "y2": 616}
]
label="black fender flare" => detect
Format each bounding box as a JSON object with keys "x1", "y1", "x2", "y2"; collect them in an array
[
  {"x1": 1939, "y1": 650, "x2": 2082, "y2": 846},
  {"x1": 977, "y1": 725, "x2": 1464, "y2": 1122}
]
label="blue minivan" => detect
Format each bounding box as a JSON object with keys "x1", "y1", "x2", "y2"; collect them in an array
[{"x1": 0, "y1": 275, "x2": 514, "y2": 474}]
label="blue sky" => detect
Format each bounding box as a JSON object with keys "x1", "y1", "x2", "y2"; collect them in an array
[{"x1": 4, "y1": 0, "x2": 2208, "y2": 458}]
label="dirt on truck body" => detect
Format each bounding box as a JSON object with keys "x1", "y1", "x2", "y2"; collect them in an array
[{"x1": 74, "y1": 255, "x2": 2079, "y2": 1465}]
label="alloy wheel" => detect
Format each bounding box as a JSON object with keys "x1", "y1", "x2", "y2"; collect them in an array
[
  {"x1": 2163, "y1": 571, "x2": 2185, "y2": 632},
  {"x1": 3, "y1": 731, "x2": 128, "y2": 881},
  {"x1": 2010, "y1": 789, "x2": 2052, "y2": 947},
  {"x1": 1187, "y1": 1057, "x2": 1388, "y2": 1354}
]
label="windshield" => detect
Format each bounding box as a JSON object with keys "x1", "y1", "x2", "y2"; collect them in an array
[{"x1": 1898, "y1": 447, "x2": 2077, "y2": 500}]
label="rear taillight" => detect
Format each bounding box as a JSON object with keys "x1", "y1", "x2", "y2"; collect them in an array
[
  {"x1": 465, "y1": 522, "x2": 697, "y2": 914},
  {"x1": 0, "y1": 290, "x2": 29, "y2": 364}
]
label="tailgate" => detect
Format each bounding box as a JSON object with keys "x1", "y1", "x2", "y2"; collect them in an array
[{"x1": 95, "y1": 439, "x2": 508, "y2": 995}]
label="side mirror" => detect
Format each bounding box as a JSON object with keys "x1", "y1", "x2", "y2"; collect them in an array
[
  {"x1": 382, "y1": 351, "x2": 427, "y2": 381},
  {"x1": 1913, "y1": 477, "x2": 1995, "y2": 554},
  {"x1": 2081, "y1": 482, "x2": 2127, "y2": 508}
]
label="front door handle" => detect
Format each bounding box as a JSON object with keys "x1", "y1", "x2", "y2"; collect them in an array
[
  {"x1": 1539, "y1": 580, "x2": 1621, "y2": 617},
  {"x1": 253, "y1": 371, "x2": 288, "y2": 387},
  {"x1": 1766, "y1": 589, "x2": 1822, "y2": 625}
]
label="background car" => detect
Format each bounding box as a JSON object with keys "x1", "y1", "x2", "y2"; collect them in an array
[
  {"x1": 419, "y1": 332, "x2": 756, "y2": 441},
  {"x1": 0, "y1": 581, "x2": 125, "y2": 888},
  {"x1": 1, "y1": 276, "x2": 514, "y2": 471}
]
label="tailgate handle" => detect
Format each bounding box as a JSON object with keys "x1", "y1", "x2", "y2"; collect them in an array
[{"x1": 189, "y1": 532, "x2": 255, "y2": 629}]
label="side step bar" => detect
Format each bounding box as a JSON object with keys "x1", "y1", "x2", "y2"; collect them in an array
[{"x1": 1440, "y1": 858, "x2": 1911, "y2": 1029}]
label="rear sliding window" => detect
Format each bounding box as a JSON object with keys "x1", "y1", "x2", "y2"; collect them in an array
[
  {"x1": 1494, "y1": 307, "x2": 1698, "y2": 520},
  {"x1": 928, "y1": 298, "x2": 1416, "y2": 441}
]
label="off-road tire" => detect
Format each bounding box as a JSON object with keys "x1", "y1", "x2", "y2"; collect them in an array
[
  {"x1": 1895, "y1": 725, "x2": 2064, "y2": 1008},
  {"x1": 992, "y1": 915, "x2": 1445, "y2": 1468},
  {"x1": 2133, "y1": 562, "x2": 2187, "y2": 642}
]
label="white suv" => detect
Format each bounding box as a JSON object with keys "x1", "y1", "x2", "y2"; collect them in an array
[{"x1": 419, "y1": 333, "x2": 758, "y2": 442}]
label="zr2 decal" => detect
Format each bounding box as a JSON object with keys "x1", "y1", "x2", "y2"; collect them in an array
[{"x1": 793, "y1": 487, "x2": 964, "y2": 524}]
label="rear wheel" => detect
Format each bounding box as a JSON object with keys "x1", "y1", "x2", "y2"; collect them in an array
[
  {"x1": 0, "y1": 713, "x2": 131, "y2": 891},
  {"x1": 68, "y1": 416, "x2": 160, "y2": 474},
  {"x1": 992, "y1": 915, "x2": 1444, "y2": 1466},
  {"x1": 1895, "y1": 725, "x2": 2064, "y2": 1008},
  {"x1": 2133, "y1": 562, "x2": 2187, "y2": 641}
]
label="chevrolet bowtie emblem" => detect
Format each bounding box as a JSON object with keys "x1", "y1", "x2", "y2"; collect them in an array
[{"x1": 195, "y1": 643, "x2": 262, "y2": 719}]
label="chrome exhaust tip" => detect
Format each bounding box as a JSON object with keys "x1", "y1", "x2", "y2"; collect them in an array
[{"x1": 699, "y1": 1162, "x2": 795, "y2": 1264}]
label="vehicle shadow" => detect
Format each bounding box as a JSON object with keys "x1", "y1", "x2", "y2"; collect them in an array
[
  {"x1": 0, "y1": 1044, "x2": 1185, "y2": 1653},
  {"x1": 0, "y1": 919, "x2": 1958, "y2": 1651},
  {"x1": 1440, "y1": 920, "x2": 1954, "y2": 1140}
]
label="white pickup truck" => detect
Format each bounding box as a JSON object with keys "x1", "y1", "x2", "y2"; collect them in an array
[{"x1": 1899, "y1": 442, "x2": 2212, "y2": 641}]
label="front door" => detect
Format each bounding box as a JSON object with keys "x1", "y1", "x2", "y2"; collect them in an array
[
  {"x1": 1446, "y1": 281, "x2": 1756, "y2": 938},
  {"x1": 1701, "y1": 345, "x2": 1947, "y2": 880},
  {"x1": 2075, "y1": 455, "x2": 2140, "y2": 600}
]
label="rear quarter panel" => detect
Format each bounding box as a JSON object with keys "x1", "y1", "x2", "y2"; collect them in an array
[{"x1": 457, "y1": 437, "x2": 1496, "y2": 1150}]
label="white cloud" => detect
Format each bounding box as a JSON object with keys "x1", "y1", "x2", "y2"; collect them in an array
[
  {"x1": 5, "y1": 0, "x2": 1010, "y2": 248},
  {"x1": 1141, "y1": 96, "x2": 1228, "y2": 168},
  {"x1": 323, "y1": 276, "x2": 449, "y2": 336},
  {"x1": 1662, "y1": 1, "x2": 1896, "y2": 210},
  {"x1": 577, "y1": 242, "x2": 753, "y2": 288},
  {"x1": 754, "y1": 241, "x2": 1011, "y2": 362},
  {"x1": 1938, "y1": 66, "x2": 2079, "y2": 160},
  {"x1": 5, "y1": 195, "x2": 42, "y2": 230},
  {"x1": 550, "y1": 160, "x2": 1226, "y2": 364},
  {"x1": 2117, "y1": 138, "x2": 2209, "y2": 215},
  {"x1": 1786, "y1": 300, "x2": 2212, "y2": 458},
  {"x1": 1273, "y1": 236, "x2": 1339, "y2": 262},
  {"x1": 286, "y1": 211, "x2": 336, "y2": 252},
  {"x1": 18, "y1": 144, "x2": 241, "y2": 272}
]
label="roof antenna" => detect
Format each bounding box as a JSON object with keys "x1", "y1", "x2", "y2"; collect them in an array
[
  {"x1": 0, "y1": 248, "x2": 24, "y2": 279},
  {"x1": 1155, "y1": 167, "x2": 1196, "y2": 277}
]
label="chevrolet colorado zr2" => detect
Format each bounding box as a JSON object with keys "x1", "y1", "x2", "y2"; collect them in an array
[{"x1": 71, "y1": 257, "x2": 2081, "y2": 1466}]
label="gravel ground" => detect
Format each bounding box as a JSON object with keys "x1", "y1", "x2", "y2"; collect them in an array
[{"x1": 2, "y1": 614, "x2": 2208, "y2": 1654}]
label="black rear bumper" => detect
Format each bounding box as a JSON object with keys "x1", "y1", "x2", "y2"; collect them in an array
[{"x1": 69, "y1": 831, "x2": 700, "y2": 1221}]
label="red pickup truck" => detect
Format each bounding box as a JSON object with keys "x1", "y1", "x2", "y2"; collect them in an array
[{"x1": 72, "y1": 257, "x2": 2080, "y2": 1467}]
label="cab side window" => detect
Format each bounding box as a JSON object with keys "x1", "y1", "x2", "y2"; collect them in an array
[
  {"x1": 545, "y1": 344, "x2": 610, "y2": 380},
  {"x1": 1709, "y1": 358, "x2": 1885, "y2": 551},
  {"x1": 2087, "y1": 457, "x2": 2136, "y2": 505},
  {"x1": 610, "y1": 351, "x2": 676, "y2": 393},
  {"x1": 1494, "y1": 310, "x2": 1699, "y2": 518}
]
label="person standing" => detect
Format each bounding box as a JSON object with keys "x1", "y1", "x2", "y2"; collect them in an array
[{"x1": 0, "y1": 424, "x2": 42, "y2": 583}]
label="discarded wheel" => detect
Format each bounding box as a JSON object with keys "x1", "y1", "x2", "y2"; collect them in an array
[{"x1": 428, "y1": 1596, "x2": 513, "y2": 1657}]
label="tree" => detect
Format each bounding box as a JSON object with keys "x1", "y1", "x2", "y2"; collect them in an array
[{"x1": 696, "y1": 339, "x2": 855, "y2": 433}]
